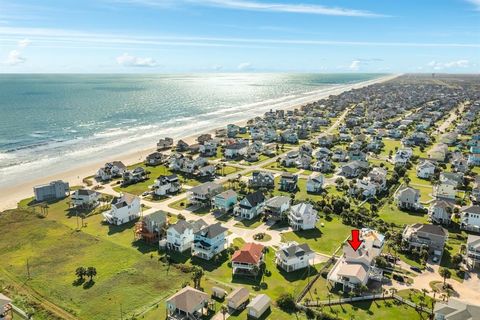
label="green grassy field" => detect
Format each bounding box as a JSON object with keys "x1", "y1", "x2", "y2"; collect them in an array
[
  {"x1": 377, "y1": 202, "x2": 428, "y2": 227},
  {"x1": 262, "y1": 162, "x2": 300, "y2": 173},
  {"x1": 0, "y1": 209, "x2": 185, "y2": 320},
  {"x1": 281, "y1": 216, "x2": 350, "y2": 255}
]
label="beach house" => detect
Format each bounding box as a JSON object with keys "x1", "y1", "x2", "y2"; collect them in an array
[
  {"x1": 288, "y1": 202, "x2": 318, "y2": 231},
  {"x1": 166, "y1": 219, "x2": 208, "y2": 252},
  {"x1": 417, "y1": 160, "x2": 436, "y2": 179},
  {"x1": 402, "y1": 223, "x2": 448, "y2": 256},
  {"x1": 434, "y1": 299, "x2": 480, "y2": 320},
  {"x1": 235, "y1": 191, "x2": 266, "y2": 220},
  {"x1": 96, "y1": 161, "x2": 126, "y2": 181},
  {"x1": 428, "y1": 200, "x2": 454, "y2": 225},
  {"x1": 166, "y1": 286, "x2": 209, "y2": 319},
  {"x1": 33, "y1": 180, "x2": 70, "y2": 202},
  {"x1": 102, "y1": 193, "x2": 141, "y2": 225},
  {"x1": 306, "y1": 173, "x2": 324, "y2": 193},
  {"x1": 327, "y1": 228, "x2": 385, "y2": 291},
  {"x1": 249, "y1": 171, "x2": 275, "y2": 189},
  {"x1": 224, "y1": 142, "x2": 248, "y2": 159},
  {"x1": 395, "y1": 186, "x2": 421, "y2": 210},
  {"x1": 71, "y1": 189, "x2": 100, "y2": 208},
  {"x1": 231, "y1": 242, "x2": 265, "y2": 275},
  {"x1": 212, "y1": 189, "x2": 237, "y2": 213},
  {"x1": 152, "y1": 174, "x2": 181, "y2": 196},
  {"x1": 275, "y1": 242, "x2": 315, "y2": 272},
  {"x1": 157, "y1": 137, "x2": 173, "y2": 150},
  {"x1": 460, "y1": 205, "x2": 480, "y2": 232},
  {"x1": 264, "y1": 196, "x2": 291, "y2": 221},
  {"x1": 466, "y1": 235, "x2": 480, "y2": 270},
  {"x1": 279, "y1": 173, "x2": 298, "y2": 192},
  {"x1": 192, "y1": 222, "x2": 228, "y2": 260},
  {"x1": 188, "y1": 182, "x2": 223, "y2": 207}
]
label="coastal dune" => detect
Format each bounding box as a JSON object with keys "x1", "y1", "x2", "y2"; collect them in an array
[{"x1": 0, "y1": 74, "x2": 399, "y2": 211}]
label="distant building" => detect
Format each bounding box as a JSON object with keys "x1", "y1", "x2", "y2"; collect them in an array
[
  {"x1": 33, "y1": 180, "x2": 69, "y2": 202},
  {"x1": 434, "y1": 298, "x2": 480, "y2": 320}
]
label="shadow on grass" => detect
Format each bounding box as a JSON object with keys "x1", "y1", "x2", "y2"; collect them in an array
[
  {"x1": 102, "y1": 219, "x2": 139, "y2": 235},
  {"x1": 83, "y1": 280, "x2": 95, "y2": 289},
  {"x1": 277, "y1": 264, "x2": 319, "y2": 283},
  {"x1": 190, "y1": 251, "x2": 230, "y2": 272},
  {"x1": 292, "y1": 228, "x2": 323, "y2": 241},
  {"x1": 131, "y1": 239, "x2": 158, "y2": 254}
]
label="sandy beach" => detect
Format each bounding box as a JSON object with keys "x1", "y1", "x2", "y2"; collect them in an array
[{"x1": 0, "y1": 74, "x2": 399, "y2": 211}]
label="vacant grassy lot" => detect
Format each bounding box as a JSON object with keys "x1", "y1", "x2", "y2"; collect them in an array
[
  {"x1": 377, "y1": 202, "x2": 428, "y2": 227},
  {"x1": 281, "y1": 216, "x2": 351, "y2": 255},
  {"x1": 262, "y1": 162, "x2": 300, "y2": 173},
  {"x1": 0, "y1": 209, "x2": 185, "y2": 320}
]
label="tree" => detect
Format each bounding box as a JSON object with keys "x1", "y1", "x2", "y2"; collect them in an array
[
  {"x1": 439, "y1": 268, "x2": 451, "y2": 288},
  {"x1": 220, "y1": 305, "x2": 228, "y2": 320},
  {"x1": 389, "y1": 288, "x2": 397, "y2": 297},
  {"x1": 276, "y1": 293, "x2": 297, "y2": 313},
  {"x1": 75, "y1": 267, "x2": 86, "y2": 281},
  {"x1": 191, "y1": 266, "x2": 204, "y2": 289},
  {"x1": 452, "y1": 253, "x2": 463, "y2": 268},
  {"x1": 86, "y1": 267, "x2": 97, "y2": 281}
]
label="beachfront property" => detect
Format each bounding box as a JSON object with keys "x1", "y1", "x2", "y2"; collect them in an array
[
  {"x1": 166, "y1": 286, "x2": 209, "y2": 319},
  {"x1": 122, "y1": 166, "x2": 147, "y2": 185},
  {"x1": 288, "y1": 202, "x2": 318, "y2": 231},
  {"x1": 157, "y1": 137, "x2": 173, "y2": 150},
  {"x1": 234, "y1": 191, "x2": 266, "y2": 220},
  {"x1": 212, "y1": 189, "x2": 237, "y2": 213},
  {"x1": 96, "y1": 161, "x2": 126, "y2": 181},
  {"x1": 231, "y1": 242, "x2": 265, "y2": 275},
  {"x1": 264, "y1": 196, "x2": 291, "y2": 221},
  {"x1": 102, "y1": 193, "x2": 141, "y2": 225},
  {"x1": 187, "y1": 182, "x2": 223, "y2": 207},
  {"x1": 145, "y1": 151, "x2": 165, "y2": 166},
  {"x1": 70, "y1": 188, "x2": 100, "y2": 208},
  {"x1": 151, "y1": 174, "x2": 181, "y2": 196},
  {"x1": 192, "y1": 222, "x2": 228, "y2": 260},
  {"x1": 460, "y1": 205, "x2": 480, "y2": 232},
  {"x1": 33, "y1": 180, "x2": 70, "y2": 202},
  {"x1": 247, "y1": 294, "x2": 271, "y2": 319},
  {"x1": 249, "y1": 171, "x2": 275, "y2": 189},
  {"x1": 166, "y1": 219, "x2": 208, "y2": 252},
  {"x1": 395, "y1": 186, "x2": 421, "y2": 210},
  {"x1": 327, "y1": 228, "x2": 385, "y2": 291},
  {"x1": 402, "y1": 223, "x2": 448, "y2": 256},
  {"x1": 224, "y1": 141, "x2": 248, "y2": 159},
  {"x1": 275, "y1": 242, "x2": 315, "y2": 272}
]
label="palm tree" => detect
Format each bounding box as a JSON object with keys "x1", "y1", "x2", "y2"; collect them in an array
[
  {"x1": 86, "y1": 267, "x2": 97, "y2": 281},
  {"x1": 220, "y1": 305, "x2": 228, "y2": 320},
  {"x1": 191, "y1": 266, "x2": 204, "y2": 289},
  {"x1": 75, "y1": 267, "x2": 86, "y2": 281},
  {"x1": 439, "y1": 267, "x2": 451, "y2": 288},
  {"x1": 327, "y1": 293, "x2": 333, "y2": 305},
  {"x1": 389, "y1": 287, "x2": 397, "y2": 298}
]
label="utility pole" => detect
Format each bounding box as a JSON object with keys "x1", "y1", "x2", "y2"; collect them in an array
[{"x1": 26, "y1": 258, "x2": 31, "y2": 280}]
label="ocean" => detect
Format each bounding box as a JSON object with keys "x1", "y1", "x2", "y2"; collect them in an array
[{"x1": 0, "y1": 73, "x2": 381, "y2": 187}]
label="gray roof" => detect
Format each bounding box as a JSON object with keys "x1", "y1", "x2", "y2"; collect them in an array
[
  {"x1": 277, "y1": 243, "x2": 313, "y2": 261},
  {"x1": 75, "y1": 189, "x2": 97, "y2": 196},
  {"x1": 410, "y1": 223, "x2": 448, "y2": 237},
  {"x1": 461, "y1": 205, "x2": 480, "y2": 214},
  {"x1": 247, "y1": 294, "x2": 271, "y2": 312},
  {"x1": 434, "y1": 299, "x2": 480, "y2": 320},
  {"x1": 265, "y1": 196, "x2": 290, "y2": 209},
  {"x1": 189, "y1": 182, "x2": 223, "y2": 196},
  {"x1": 196, "y1": 222, "x2": 228, "y2": 239},
  {"x1": 145, "y1": 211, "x2": 167, "y2": 226},
  {"x1": 170, "y1": 219, "x2": 207, "y2": 234}
]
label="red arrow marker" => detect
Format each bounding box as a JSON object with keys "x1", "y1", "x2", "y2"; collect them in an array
[{"x1": 347, "y1": 229, "x2": 363, "y2": 251}]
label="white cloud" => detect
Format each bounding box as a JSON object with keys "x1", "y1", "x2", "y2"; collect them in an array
[
  {"x1": 18, "y1": 38, "x2": 31, "y2": 48},
  {"x1": 237, "y1": 62, "x2": 252, "y2": 70},
  {"x1": 212, "y1": 64, "x2": 223, "y2": 71},
  {"x1": 116, "y1": 53, "x2": 157, "y2": 67},
  {"x1": 113, "y1": 0, "x2": 386, "y2": 17},
  {"x1": 5, "y1": 50, "x2": 26, "y2": 65},
  {"x1": 428, "y1": 59, "x2": 470, "y2": 70},
  {"x1": 349, "y1": 60, "x2": 361, "y2": 71},
  {"x1": 466, "y1": 0, "x2": 480, "y2": 10}
]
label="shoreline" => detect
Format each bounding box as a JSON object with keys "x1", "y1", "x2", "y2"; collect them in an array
[{"x1": 0, "y1": 74, "x2": 399, "y2": 211}]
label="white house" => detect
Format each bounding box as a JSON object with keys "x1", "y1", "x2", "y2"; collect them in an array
[
  {"x1": 96, "y1": 161, "x2": 126, "y2": 181},
  {"x1": 152, "y1": 174, "x2": 181, "y2": 196},
  {"x1": 224, "y1": 142, "x2": 248, "y2": 159},
  {"x1": 102, "y1": 193, "x2": 141, "y2": 225},
  {"x1": 306, "y1": 173, "x2": 324, "y2": 193},
  {"x1": 247, "y1": 294, "x2": 271, "y2": 319},
  {"x1": 275, "y1": 242, "x2": 315, "y2": 272},
  {"x1": 429, "y1": 200, "x2": 454, "y2": 225},
  {"x1": 33, "y1": 180, "x2": 70, "y2": 202},
  {"x1": 327, "y1": 228, "x2": 385, "y2": 291},
  {"x1": 71, "y1": 189, "x2": 100, "y2": 208},
  {"x1": 460, "y1": 205, "x2": 480, "y2": 232},
  {"x1": 288, "y1": 202, "x2": 318, "y2": 231},
  {"x1": 166, "y1": 219, "x2": 208, "y2": 252},
  {"x1": 434, "y1": 179, "x2": 457, "y2": 200},
  {"x1": 417, "y1": 160, "x2": 436, "y2": 179},
  {"x1": 393, "y1": 148, "x2": 413, "y2": 165}
]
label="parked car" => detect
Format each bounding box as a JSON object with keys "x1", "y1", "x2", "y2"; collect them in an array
[{"x1": 410, "y1": 266, "x2": 422, "y2": 273}]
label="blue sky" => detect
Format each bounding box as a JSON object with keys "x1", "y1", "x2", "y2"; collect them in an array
[{"x1": 0, "y1": 0, "x2": 479, "y2": 73}]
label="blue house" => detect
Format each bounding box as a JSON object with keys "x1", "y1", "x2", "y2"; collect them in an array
[
  {"x1": 235, "y1": 191, "x2": 266, "y2": 220},
  {"x1": 468, "y1": 146, "x2": 480, "y2": 166},
  {"x1": 192, "y1": 223, "x2": 228, "y2": 260},
  {"x1": 212, "y1": 189, "x2": 238, "y2": 213}
]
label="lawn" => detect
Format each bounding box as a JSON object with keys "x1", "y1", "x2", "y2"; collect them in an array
[
  {"x1": 234, "y1": 215, "x2": 264, "y2": 229},
  {"x1": 272, "y1": 176, "x2": 345, "y2": 203},
  {"x1": 0, "y1": 209, "x2": 185, "y2": 320},
  {"x1": 377, "y1": 202, "x2": 428, "y2": 227},
  {"x1": 324, "y1": 298, "x2": 430, "y2": 320},
  {"x1": 262, "y1": 162, "x2": 300, "y2": 173},
  {"x1": 380, "y1": 139, "x2": 402, "y2": 157},
  {"x1": 217, "y1": 165, "x2": 243, "y2": 176},
  {"x1": 281, "y1": 216, "x2": 351, "y2": 255},
  {"x1": 439, "y1": 229, "x2": 466, "y2": 283}
]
